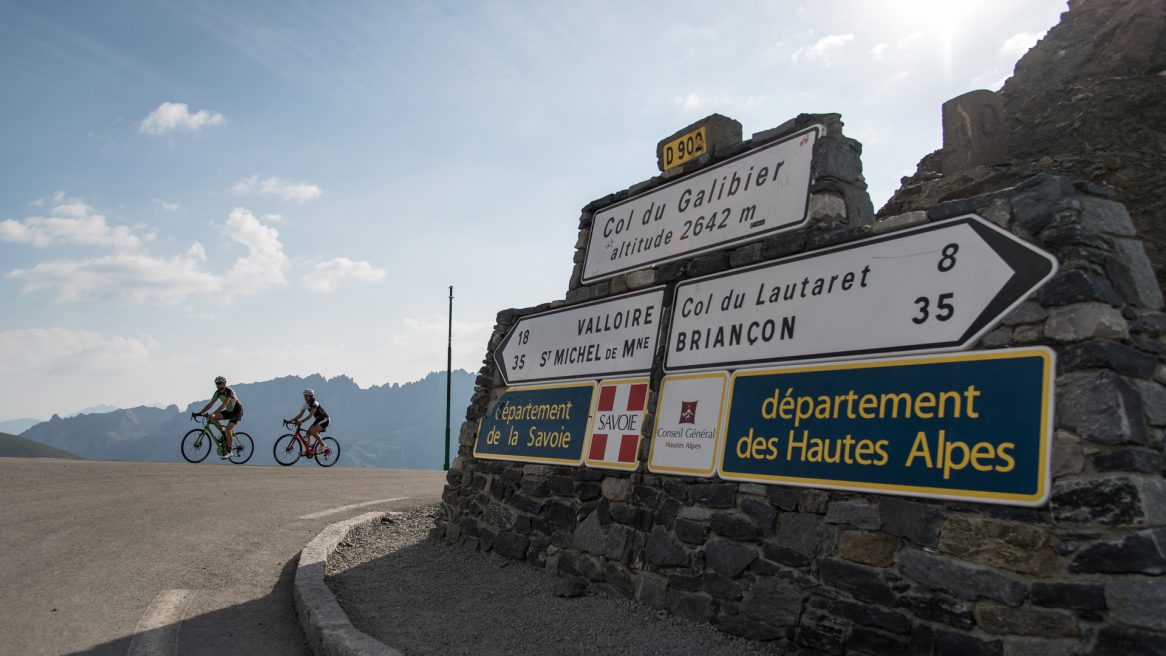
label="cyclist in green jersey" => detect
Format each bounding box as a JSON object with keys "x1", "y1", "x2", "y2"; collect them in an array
[{"x1": 194, "y1": 376, "x2": 244, "y2": 458}]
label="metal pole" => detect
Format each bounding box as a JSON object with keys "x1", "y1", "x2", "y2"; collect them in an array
[{"x1": 444, "y1": 285, "x2": 453, "y2": 471}]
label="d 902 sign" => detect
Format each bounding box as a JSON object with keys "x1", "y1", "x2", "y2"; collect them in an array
[{"x1": 662, "y1": 127, "x2": 707, "y2": 170}]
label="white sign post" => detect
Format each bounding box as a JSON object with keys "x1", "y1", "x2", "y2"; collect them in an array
[
  {"x1": 666, "y1": 215, "x2": 1058, "y2": 372},
  {"x1": 582, "y1": 126, "x2": 821, "y2": 283},
  {"x1": 495, "y1": 287, "x2": 665, "y2": 385}
]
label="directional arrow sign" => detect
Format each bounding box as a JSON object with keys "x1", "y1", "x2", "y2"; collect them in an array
[
  {"x1": 496, "y1": 287, "x2": 665, "y2": 385},
  {"x1": 665, "y1": 215, "x2": 1058, "y2": 372}
]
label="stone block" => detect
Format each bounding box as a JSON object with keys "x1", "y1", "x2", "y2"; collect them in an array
[
  {"x1": 836, "y1": 530, "x2": 899, "y2": 567},
  {"x1": 601, "y1": 476, "x2": 632, "y2": 501},
  {"x1": 1069, "y1": 527, "x2": 1166, "y2": 574},
  {"x1": 1058, "y1": 340, "x2": 1157, "y2": 378},
  {"x1": 1044, "y1": 303, "x2": 1128, "y2": 342},
  {"x1": 741, "y1": 576, "x2": 810, "y2": 626},
  {"x1": 1001, "y1": 637, "x2": 1079, "y2": 656},
  {"x1": 703, "y1": 571, "x2": 743, "y2": 600},
  {"x1": 691, "y1": 482, "x2": 737, "y2": 507},
  {"x1": 493, "y1": 531, "x2": 530, "y2": 560},
  {"x1": 674, "y1": 518, "x2": 707, "y2": 545},
  {"x1": 808, "y1": 192, "x2": 847, "y2": 222},
  {"x1": 1029, "y1": 582, "x2": 1106, "y2": 610},
  {"x1": 666, "y1": 589, "x2": 715, "y2": 623},
  {"x1": 625, "y1": 268, "x2": 657, "y2": 290},
  {"x1": 1106, "y1": 578, "x2": 1166, "y2": 631},
  {"x1": 818, "y1": 558, "x2": 894, "y2": 605},
  {"x1": 1095, "y1": 447, "x2": 1164, "y2": 473},
  {"x1": 937, "y1": 514, "x2": 1058, "y2": 576},
  {"x1": 1108, "y1": 239, "x2": 1165, "y2": 310},
  {"x1": 710, "y1": 510, "x2": 762, "y2": 541},
  {"x1": 973, "y1": 603, "x2": 1080, "y2": 638},
  {"x1": 634, "y1": 571, "x2": 668, "y2": 609},
  {"x1": 909, "y1": 623, "x2": 1004, "y2": 656},
  {"x1": 941, "y1": 89, "x2": 1007, "y2": 175},
  {"x1": 824, "y1": 499, "x2": 881, "y2": 530},
  {"x1": 896, "y1": 548, "x2": 1027, "y2": 606},
  {"x1": 1078, "y1": 197, "x2": 1136, "y2": 237},
  {"x1": 1051, "y1": 431, "x2": 1085, "y2": 477},
  {"x1": 1057, "y1": 371, "x2": 1148, "y2": 445},
  {"x1": 1038, "y1": 268, "x2": 1122, "y2": 307},
  {"x1": 645, "y1": 526, "x2": 689, "y2": 566},
  {"x1": 769, "y1": 512, "x2": 824, "y2": 564},
  {"x1": 1090, "y1": 626, "x2": 1166, "y2": 656},
  {"x1": 811, "y1": 596, "x2": 912, "y2": 634},
  {"x1": 1051, "y1": 475, "x2": 1166, "y2": 526},
  {"x1": 740, "y1": 496, "x2": 778, "y2": 530},
  {"x1": 879, "y1": 497, "x2": 947, "y2": 547},
  {"x1": 1002, "y1": 301, "x2": 1048, "y2": 326},
  {"x1": 1132, "y1": 379, "x2": 1166, "y2": 426},
  {"x1": 872, "y1": 210, "x2": 928, "y2": 235},
  {"x1": 898, "y1": 591, "x2": 974, "y2": 629},
  {"x1": 705, "y1": 538, "x2": 758, "y2": 577}
]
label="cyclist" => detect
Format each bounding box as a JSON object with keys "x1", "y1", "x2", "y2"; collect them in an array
[
  {"x1": 285, "y1": 388, "x2": 329, "y2": 452},
  {"x1": 193, "y1": 375, "x2": 244, "y2": 458}
]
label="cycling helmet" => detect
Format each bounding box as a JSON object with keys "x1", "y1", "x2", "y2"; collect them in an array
[
  {"x1": 303, "y1": 388, "x2": 315, "y2": 397},
  {"x1": 214, "y1": 376, "x2": 227, "y2": 384}
]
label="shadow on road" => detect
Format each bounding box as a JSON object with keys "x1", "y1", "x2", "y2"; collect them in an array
[{"x1": 69, "y1": 558, "x2": 310, "y2": 656}]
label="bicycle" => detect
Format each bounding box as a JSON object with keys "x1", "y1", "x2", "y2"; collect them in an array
[
  {"x1": 181, "y1": 414, "x2": 254, "y2": 464},
  {"x1": 273, "y1": 420, "x2": 340, "y2": 467}
]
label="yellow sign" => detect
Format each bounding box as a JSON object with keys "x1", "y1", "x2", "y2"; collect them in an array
[{"x1": 662, "y1": 126, "x2": 707, "y2": 170}]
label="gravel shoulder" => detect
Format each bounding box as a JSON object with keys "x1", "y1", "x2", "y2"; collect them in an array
[{"x1": 325, "y1": 507, "x2": 785, "y2": 656}]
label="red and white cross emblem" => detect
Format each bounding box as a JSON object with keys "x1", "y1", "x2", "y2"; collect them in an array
[{"x1": 587, "y1": 381, "x2": 648, "y2": 468}]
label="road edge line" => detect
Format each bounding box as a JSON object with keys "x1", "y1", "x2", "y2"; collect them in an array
[{"x1": 294, "y1": 512, "x2": 403, "y2": 656}]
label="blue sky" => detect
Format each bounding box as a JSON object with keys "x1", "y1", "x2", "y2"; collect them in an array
[{"x1": 0, "y1": 0, "x2": 1067, "y2": 421}]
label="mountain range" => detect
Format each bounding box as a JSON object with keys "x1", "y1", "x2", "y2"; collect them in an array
[{"x1": 16, "y1": 370, "x2": 476, "y2": 469}]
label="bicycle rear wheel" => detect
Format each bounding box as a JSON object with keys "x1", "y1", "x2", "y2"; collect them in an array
[
  {"x1": 181, "y1": 429, "x2": 211, "y2": 463},
  {"x1": 315, "y1": 437, "x2": 340, "y2": 467},
  {"x1": 229, "y1": 432, "x2": 254, "y2": 464},
  {"x1": 273, "y1": 434, "x2": 301, "y2": 466}
]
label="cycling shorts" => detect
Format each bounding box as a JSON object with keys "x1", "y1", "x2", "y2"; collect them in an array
[{"x1": 310, "y1": 417, "x2": 329, "y2": 433}]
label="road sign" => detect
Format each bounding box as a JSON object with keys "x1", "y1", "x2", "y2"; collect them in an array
[
  {"x1": 495, "y1": 287, "x2": 665, "y2": 385},
  {"x1": 665, "y1": 214, "x2": 1058, "y2": 372},
  {"x1": 647, "y1": 371, "x2": 729, "y2": 477},
  {"x1": 718, "y1": 348, "x2": 1055, "y2": 506},
  {"x1": 584, "y1": 378, "x2": 650, "y2": 471},
  {"x1": 582, "y1": 125, "x2": 821, "y2": 283},
  {"x1": 474, "y1": 382, "x2": 595, "y2": 465}
]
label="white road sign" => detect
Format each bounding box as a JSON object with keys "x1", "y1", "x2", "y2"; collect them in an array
[
  {"x1": 496, "y1": 287, "x2": 665, "y2": 385},
  {"x1": 582, "y1": 125, "x2": 821, "y2": 283},
  {"x1": 665, "y1": 215, "x2": 1058, "y2": 372}
]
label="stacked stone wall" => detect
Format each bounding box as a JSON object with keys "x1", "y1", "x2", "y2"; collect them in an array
[{"x1": 436, "y1": 114, "x2": 1166, "y2": 655}]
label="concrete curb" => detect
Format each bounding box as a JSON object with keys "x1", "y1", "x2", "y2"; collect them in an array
[{"x1": 294, "y1": 511, "x2": 403, "y2": 656}]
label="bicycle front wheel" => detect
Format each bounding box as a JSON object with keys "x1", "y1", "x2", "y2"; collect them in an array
[
  {"x1": 273, "y1": 434, "x2": 301, "y2": 466},
  {"x1": 181, "y1": 429, "x2": 211, "y2": 463},
  {"x1": 314, "y1": 437, "x2": 340, "y2": 467},
  {"x1": 229, "y1": 432, "x2": 254, "y2": 464}
]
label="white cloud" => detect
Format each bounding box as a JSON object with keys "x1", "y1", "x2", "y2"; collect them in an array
[
  {"x1": 0, "y1": 196, "x2": 141, "y2": 250},
  {"x1": 1000, "y1": 31, "x2": 1044, "y2": 60},
  {"x1": 139, "y1": 102, "x2": 226, "y2": 135},
  {"x1": 792, "y1": 33, "x2": 854, "y2": 64},
  {"x1": 7, "y1": 244, "x2": 221, "y2": 303},
  {"x1": 869, "y1": 43, "x2": 888, "y2": 60},
  {"x1": 222, "y1": 207, "x2": 289, "y2": 296},
  {"x1": 232, "y1": 175, "x2": 323, "y2": 202},
  {"x1": 0, "y1": 328, "x2": 155, "y2": 375},
  {"x1": 299, "y1": 257, "x2": 386, "y2": 293},
  {"x1": 152, "y1": 199, "x2": 179, "y2": 211}
]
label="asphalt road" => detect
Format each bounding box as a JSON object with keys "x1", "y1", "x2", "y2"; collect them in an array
[{"x1": 0, "y1": 457, "x2": 445, "y2": 656}]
